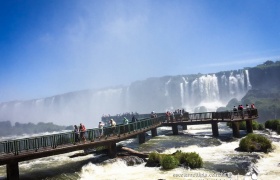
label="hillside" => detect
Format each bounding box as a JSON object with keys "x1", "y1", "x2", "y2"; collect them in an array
[{"x1": 241, "y1": 60, "x2": 280, "y2": 123}]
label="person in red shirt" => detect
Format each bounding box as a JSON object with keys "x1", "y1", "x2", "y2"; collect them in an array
[{"x1": 79, "y1": 123, "x2": 86, "y2": 142}]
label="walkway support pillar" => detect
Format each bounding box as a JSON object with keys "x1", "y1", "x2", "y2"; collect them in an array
[
  {"x1": 172, "y1": 125, "x2": 178, "y2": 135},
  {"x1": 232, "y1": 122, "x2": 240, "y2": 138},
  {"x1": 246, "y1": 120, "x2": 253, "y2": 133},
  {"x1": 151, "y1": 128, "x2": 158, "y2": 137},
  {"x1": 7, "y1": 161, "x2": 19, "y2": 180},
  {"x1": 182, "y1": 125, "x2": 187, "y2": 130},
  {"x1": 211, "y1": 121, "x2": 219, "y2": 137},
  {"x1": 108, "y1": 143, "x2": 117, "y2": 158},
  {"x1": 138, "y1": 132, "x2": 145, "y2": 144}
]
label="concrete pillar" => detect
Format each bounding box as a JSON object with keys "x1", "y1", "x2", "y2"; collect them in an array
[
  {"x1": 172, "y1": 125, "x2": 178, "y2": 135},
  {"x1": 246, "y1": 120, "x2": 253, "y2": 133},
  {"x1": 138, "y1": 132, "x2": 145, "y2": 144},
  {"x1": 108, "y1": 143, "x2": 117, "y2": 158},
  {"x1": 182, "y1": 125, "x2": 187, "y2": 130},
  {"x1": 7, "y1": 161, "x2": 19, "y2": 180},
  {"x1": 151, "y1": 128, "x2": 158, "y2": 137},
  {"x1": 211, "y1": 121, "x2": 219, "y2": 137},
  {"x1": 232, "y1": 122, "x2": 240, "y2": 138}
]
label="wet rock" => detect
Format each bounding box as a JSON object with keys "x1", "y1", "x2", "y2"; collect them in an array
[
  {"x1": 101, "y1": 158, "x2": 119, "y2": 165},
  {"x1": 121, "y1": 156, "x2": 145, "y2": 166},
  {"x1": 145, "y1": 161, "x2": 160, "y2": 167},
  {"x1": 101, "y1": 156, "x2": 145, "y2": 166}
]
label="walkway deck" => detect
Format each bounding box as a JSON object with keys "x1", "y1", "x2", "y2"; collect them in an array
[{"x1": 0, "y1": 109, "x2": 258, "y2": 180}]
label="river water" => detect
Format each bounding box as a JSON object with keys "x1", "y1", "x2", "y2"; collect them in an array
[{"x1": 1, "y1": 123, "x2": 280, "y2": 180}]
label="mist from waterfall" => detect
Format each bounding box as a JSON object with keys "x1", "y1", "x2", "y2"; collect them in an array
[
  {"x1": 0, "y1": 70, "x2": 251, "y2": 127},
  {"x1": 164, "y1": 70, "x2": 251, "y2": 113}
]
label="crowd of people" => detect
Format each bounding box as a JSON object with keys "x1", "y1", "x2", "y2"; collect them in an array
[
  {"x1": 165, "y1": 109, "x2": 185, "y2": 122},
  {"x1": 74, "y1": 105, "x2": 257, "y2": 142},
  {"x1": 232, "y1": 103, "x2": 256, "y2": 118},
  {"x1": 73, "y1": 118, "x2": 119, "y2": 143},
  {"x1": 73, "y1": 111, "x2": 144, "y2": 143}
]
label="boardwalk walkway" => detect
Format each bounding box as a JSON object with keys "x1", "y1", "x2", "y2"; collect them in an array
[{"x1": 0, "y1": 109, "x2": 258, "y2": 180}]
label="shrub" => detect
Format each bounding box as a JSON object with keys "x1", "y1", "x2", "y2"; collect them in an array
[
  {"x1": 147, "y1": 150, "x2": 203, "y2": 170},
  {"x1": 183, "y1": 152, "x2": 203, "y2": 169},
  {"x1": 229, "y1": 121, "x2": 263, "y2": 130},
  {"x1": 258, "y1": 123, "x2": 265, "y2": 130},
  {"x1": 265, "y1": 120, "x2": 273, "y2": 129},
  {"x1": 161, "y1": 155, "x2": 179, "y2": 170},
  {"x1": 277, "y1": 125, "x2": 280, "y2": 135},
  {"x1": 148, "y1": 151, "x2": 161, "y2": 163},
  {"x1": 173, "y1": 150, "x2": 203, "y2": 169},
  {"x1": 272, "y1": 120, "x2": 280, "y2": 131},
  {"x1": 252, "y1": 121, "x2": 259, "y2": 130},
  {"x1": 265, "y1": 119, "x2": 280, "y2": 130},
  {"x1": 239, "y1": 133, "x2": 272, "y2": 153}
]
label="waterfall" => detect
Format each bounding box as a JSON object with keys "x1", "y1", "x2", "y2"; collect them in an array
[
  {"x1": 182, "y1": 77, "x2": 189, "y2": 109},
  {"x1": 164, "y1": 79, "x2": 171, "y2": 96},
  {"x1": 221, "y1": 73, "x2": 228, "y2": 87},
  {"x1": 229, "y1": 72, "x2": 238, "y2": 97},
  {"x1": 180, "y1": 83, "x2": 184, "y2": 107},
  {"x1": 245, "y1": 69, "x2": 252, "y2": 90},
  {"x1": 0, "y1": 70, "x2": 253, "y2": 126}
]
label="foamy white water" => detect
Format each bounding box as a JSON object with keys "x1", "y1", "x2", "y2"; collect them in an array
[
  {"x1": 255, "y1": 132, "x2": 280, "y2": 179},
  {"x1": 77, "y1": 124, "x2": 280, "y2": 180},
  {"x1": 1, "y1": 125, "x2": 280, "y2": 180}
]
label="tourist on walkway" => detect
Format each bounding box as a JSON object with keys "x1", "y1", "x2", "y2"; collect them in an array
[
  {"x1": 251, "y1": 104, "x2": 255, "y2": 109},
  {"x1": 131, "y1": 115, "x2": 137, "y2": 131},
  {"x1": 132, "y1": 115, "x2": 137, "y2": 122},
  {"x1": 179, "y1": 109, "x2": 183, "y2": 121},
  {"x1": 73, "y1": 125, "x2": 80, "y2": 144},
  {"x1": 232, "y1": 106, "x2": 238, "y2": 119},
  {"x1": 110, "y1": 119, "x2": 117, "y2": 135},
  {"x1": 79, "y1": 123, "x2": 86, "y2": 142},
  {"x1": 151, "y1": 111, "x2": 157, "y2": 118},
  {"x1": 166, "y1": 111, "x2": 171, "y2": 122},
  {"x1": 123, "y1": 117, "x2": 129, "y2": 124},
  {"x1": 238, "y1": 105, "x2": 244, "y2": 119},
  {"x1": 98, "y1": 121, "x2": 104, "y2": 139}
]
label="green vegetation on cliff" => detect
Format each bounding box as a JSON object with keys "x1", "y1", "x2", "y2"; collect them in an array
[{"x1": 241, "y1": 60, "x2": 280, "y2": 123}]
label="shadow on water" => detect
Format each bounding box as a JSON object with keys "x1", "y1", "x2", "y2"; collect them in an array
[{"x1": 0, "y1": 155, "x2": 111, "y2": 180}]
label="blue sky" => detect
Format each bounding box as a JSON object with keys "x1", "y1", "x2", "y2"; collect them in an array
[{"x1": 0, "y1": 0, "x2": 280, "y2": 103}]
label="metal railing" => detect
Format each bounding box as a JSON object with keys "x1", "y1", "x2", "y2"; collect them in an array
[
  {"x1": 0, "y1": 116, "x2": 163, "y2": 156},
  {"x1": 0, "y1": 109, "x2": 258, "y2": 156},
  {"x1": 163, "y1": 109, "x2": 258, "y2": 122}
]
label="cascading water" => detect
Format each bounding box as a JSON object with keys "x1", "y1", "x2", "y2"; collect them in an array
[
  {"x1": 180, "y1": 83, "x2": 184, "y2": 108},
  {"x1": 245, "y1": 69, "x2": 252, "y2": 90},
  {"x1": 162, "y1": 70, "x2": 251, "y2": 113},
  {"x1": 0, "y1": 70, "x2": 252, "y2": 126}
]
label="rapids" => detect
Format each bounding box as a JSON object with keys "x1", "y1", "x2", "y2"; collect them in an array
[{"x1": 0, "y1": 123, "x2": 280, "y2": 180}]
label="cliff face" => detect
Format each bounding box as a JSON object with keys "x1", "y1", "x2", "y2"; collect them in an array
[
  {"x1": 0, "y1": 62, "x2": 280, "y2": 126},
  {"x1": 242, "y1": 63, "x2": 280, "y2": 123},
  {"x1": 249, "y1": 65, "x2": 280, "y2": 90}
]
